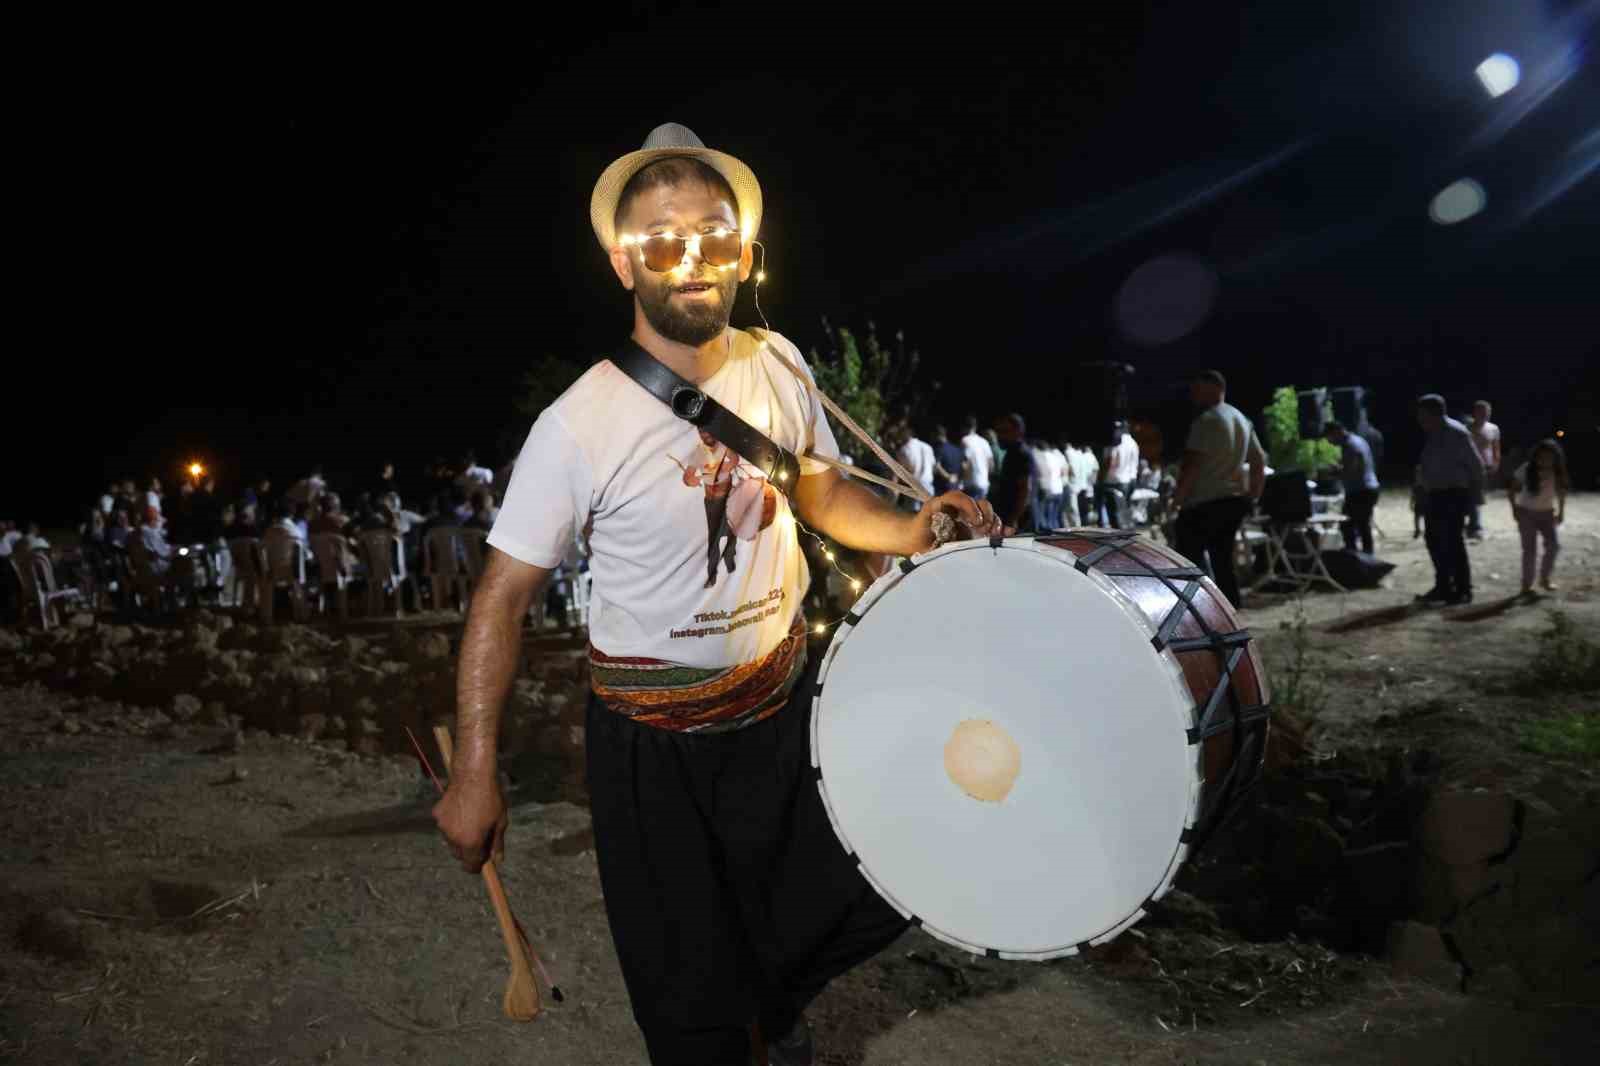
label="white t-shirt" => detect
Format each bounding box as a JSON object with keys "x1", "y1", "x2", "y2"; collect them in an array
[
  {"x1": 1065, "y1": 447, "x2": 1097, "y2": 493},
  {"x1": 1028, "y1": 446, "x2": 1054, "y2": 495},
  {"x1": 897, "y1": 437, "x2": 936, "y2": 497},
  {"x1": 1470, "y1": 420, "x2": 1500, "y2": 472},
  {"x1": 145, "y1": 490, "x2": 163, "y2": 513},
  {"x1": 490, "y1": 328, "x2": 839, "y2": 668},
  {"x1": 960, "y1": 432, "x2": 994, "y2": 491},
  {"x1": 1039, "y1": 448, "x2": 1067, "y2": 496},
  {"x1": 1513, "y1": 462, "x2": 1558, "y2": 512},
  {"x1": 1103, "y1": 434, "x2": 1140, "y2": 484}
]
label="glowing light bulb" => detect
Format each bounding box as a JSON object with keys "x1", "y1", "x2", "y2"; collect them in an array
[
  {"x1": 825, "y1": 551, "x2": 835, "y2": 561},
  {"x1": 776, "y1": 470, "x2": 787, "y2": 482},
  {"x1": 188, "y1": 463, "x2": 203, "y2": 477},
  {"x1": 850, "y1": 580, "x2": 862, "y2": 592},
  {"x1": 814, "y1": 623, "x2": 826, "y2": 635},
  {"x1": 756, "y1": 271, "x2": 766, "y2": 282}
]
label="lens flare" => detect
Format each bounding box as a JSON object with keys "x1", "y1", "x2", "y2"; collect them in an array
[
  {"x1": 1475, "y1": 53, "x2": 1519, "y2": 98},
  {"x1": 1429, "y1": 179, "x2": 1487, "y2": 225}
]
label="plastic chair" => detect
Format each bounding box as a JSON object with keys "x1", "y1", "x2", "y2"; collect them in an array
[
  {"x1": 423, "y1": 526, "x2": 473, "y2": 613},
  {"x1": 226, "y1": 538, "x2": 265, "y2": 614},
  {"x1": 309, "y1": 532, "x2": 357, "y2": 620},
  {"x1": 360, "y1": 530, "x2": 416, "y2": 617},
  {"x1": 10, "y1": 546, "x2": 84, "y2": 629},
  {"x1": 260, "y1": 530, "x2": 311, "y2": 624}
]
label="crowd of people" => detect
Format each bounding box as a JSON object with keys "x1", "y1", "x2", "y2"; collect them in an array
[
  {"x1": 0, "y1": 452, "x2": 530, "y2": 619},
  {"x1": 2, "y1": 387, "x2": 1572, "y2": 624}
]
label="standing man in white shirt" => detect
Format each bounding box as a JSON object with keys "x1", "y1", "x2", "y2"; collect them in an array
[
  {"x1": 431, "y1": 122, "x2": 997, "y2": 1066},
  {"x1": 1172, "y1": 370, "x2": 1267, "y2": 609},
  {"x1": 1465, "y1": 400, "x2": 1501, "y2": 542},
  {"x1": 145, "y1": 477, "x2": 164, "y2": 516},
  {"x1": 1096, "y1": 426, "x2": 1140, "y2": 529},
  {"x1": 895, "y1": 427, "x2": 936, "y2": 512},
  {"x1": 1029, "y1": 436, "x2": 1066, "y2": 532},
  {"x1": 959, "y1": 415, "x2": 994, "y2": 501}
]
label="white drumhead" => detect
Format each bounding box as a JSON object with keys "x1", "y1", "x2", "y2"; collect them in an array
[{"x1": 811, "y1": 538, "x2": 1198, "y2": 959}]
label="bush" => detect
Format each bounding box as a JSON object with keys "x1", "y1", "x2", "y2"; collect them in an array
[{"x1": 1262, "y1": 387, "x2": 1341, "y2": 476}]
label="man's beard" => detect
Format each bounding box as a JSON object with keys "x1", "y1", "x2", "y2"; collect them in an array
[{"x1": 635, "y1": 272, "x2": 738, "y2": 346}]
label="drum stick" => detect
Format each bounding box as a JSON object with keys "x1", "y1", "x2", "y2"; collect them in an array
[{"x1": 431, "y1": 725, "x2": 542, "y2": 1022}]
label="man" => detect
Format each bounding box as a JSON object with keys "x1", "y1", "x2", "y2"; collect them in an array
[
  {"x1": 137, "y1": 507, "x2": 177, "y2": 576},
  {"x1": 991, "y1": 414, "x2": 1034, "y2": 531},
  {"x1": 1465, "y1": 400, "x2": 1501, "y2": 541},
  {"x1": 1172, "y1": 370, "x2": 1267, "y2": 609},
  {"x1": 1046, "y1": 437, "x2": 1069, "y2": 530},
  {"x1": 930, "y1": 425, "x2": 966, "y2": 497},
  {"x1": 1324, "y1": 421, "x2": 1380, "y2": 555},
  {"x1": 309, "y1": 493, "x2": 349, "y2": 536},
  {"x1": 1414, "y1": 393, "x2": 1485, "y2": 605},
  {"x1": 959, "y1": 415, "x2": 994, "y2": 501},
  {"x1": 287, "y1": 465, "x2": 327, "y2": 510},
  {"x1": 456, "y1": 451, "x2": 495, "y2": 496},
  {"x1": 145, "y1": 476, "x2": 164, "y2": 516},
  {"x1": 1067, "y1": 438, "x2": 1099, "y2": 529},
  {"x1": 1029, "y1": 435, "x2": 1063, "y2": 532},
  {"x1": 431, "y1": 122, "x2": 997, "y2": 1066},
  {"x1": 1097, "y1": 425, "x2": 1140, "y2": 529},
  {"x1": 895, "y1": 426, "x2": 936, "y2": 511}
]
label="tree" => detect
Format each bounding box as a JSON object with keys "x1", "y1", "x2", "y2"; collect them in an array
[
  {"x1": 1263, "y1": 386, "x2": 1341, "y2": 475},
  {"x1": 806, "y1": 318, "x2": 934, "y2": 458}
]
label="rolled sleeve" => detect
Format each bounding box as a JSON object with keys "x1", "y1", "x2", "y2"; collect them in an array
[{"x1": 486, "y1": 408, "x2": 589, "y2": 569}]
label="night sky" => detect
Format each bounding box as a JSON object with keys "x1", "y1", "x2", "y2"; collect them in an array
[{"x1": 15, "y1": 0, "x2": 1598, "y2": 525}]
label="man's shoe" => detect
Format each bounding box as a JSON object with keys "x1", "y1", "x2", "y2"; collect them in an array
[
  {"x1": 1444, "y1": 590, "x2": 1474, "y2": 607},
  {"x1": 766, "y1": 1016, "x2": 814, "y2": 1066},
  {"x1": 1541, "y1": 581, "x2": 1559, "y2": 593},
  {"x1": 1414, "y1": 587, "x2": 1450, "y2": 605}
]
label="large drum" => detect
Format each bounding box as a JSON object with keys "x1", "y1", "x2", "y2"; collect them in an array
[{"x1": 810, "y1": 531, "x2": 1269, "y2": 960}]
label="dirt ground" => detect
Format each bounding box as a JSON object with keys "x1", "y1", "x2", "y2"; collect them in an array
[{"x1": 2, "y1": 490, "x2": 1596, "y2": 1065}]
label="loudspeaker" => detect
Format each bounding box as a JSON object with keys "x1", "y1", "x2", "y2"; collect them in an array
[
  {"x1": 1262, "y1": 470, "x2": 1312, "y2": 523},
  {"x1": 1330, "y1": 386, "x2": 1368, "y2": 431},
  {"x1": 1068, "y1": 362, "x2": 1134, "y2": 448},
  {"x1": 1297, "y1": 388, "x2": 1328, "y2": 439}
]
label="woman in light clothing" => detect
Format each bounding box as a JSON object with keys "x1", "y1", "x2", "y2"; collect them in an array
[{"x1": 1506, "y1": 439, "x2": 1568, "y2": 596}]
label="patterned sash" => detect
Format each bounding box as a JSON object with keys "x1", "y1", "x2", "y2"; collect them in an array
[{"x1": 589, "y1": 617, "x2": 809, "y2": 734}]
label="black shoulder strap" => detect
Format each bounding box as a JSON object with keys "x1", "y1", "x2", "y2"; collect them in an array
[{"x1": 610, "y1": 339, "x2": 803, "y2": 494}]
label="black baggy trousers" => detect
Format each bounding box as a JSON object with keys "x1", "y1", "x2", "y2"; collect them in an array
[{"x1": 585, "y1": 658, "x2": 910, "y2": 1066}]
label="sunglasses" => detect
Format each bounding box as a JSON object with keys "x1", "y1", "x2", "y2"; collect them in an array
[{"x1": 619, "y1": 228, "x2": 743, "y2": 273}]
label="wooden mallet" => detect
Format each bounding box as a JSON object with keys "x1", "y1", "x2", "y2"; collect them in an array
[{"x1": 427, "y1": 724, "x2": 545, "y2": 1022}]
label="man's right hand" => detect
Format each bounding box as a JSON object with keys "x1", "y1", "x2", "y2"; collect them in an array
[{"x1": 432, "y1": 773, "x2": 508, "y2": 874}]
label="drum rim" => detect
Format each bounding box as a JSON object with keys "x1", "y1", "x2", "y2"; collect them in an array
[{"x1": 810, "y1": 535, "x2": 1202, "y2": 961}]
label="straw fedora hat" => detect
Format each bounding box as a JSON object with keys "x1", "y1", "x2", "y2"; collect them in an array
[{"x1": 589, "y1": 122, "x2": 763, "y2": 253}]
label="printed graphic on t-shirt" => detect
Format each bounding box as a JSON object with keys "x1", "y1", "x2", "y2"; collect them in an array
[{"x1": 669, "y1": 428, "x2": 779, "y2": 589}]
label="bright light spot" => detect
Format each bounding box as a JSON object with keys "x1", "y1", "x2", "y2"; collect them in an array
[
  {"x1": 775, "y1": 470, "x2": 787, "y2": 482},
  {"x1": 1556, "y1": 430, "x2": 1565, "y2": 438},
  {"x1": 1429, "y1": 179, "x2": 1487, "y2": 225},
  {"x1": 850, "y1": 580, "x2": 862, "y2": 592},
  {"x1": 1475, "y1": 53, "x2": 1519, "y2": 98},
  {"x1": 188, "y1": 463, "x2": 203, "y2": 477},
  {"x1": 814, "y1": 623, "x2": 827, "y2": 635},
  {"x1": 824, "y1": 551, "x2": 834, "y2": 561},
  {"x1": 755, "y1": 271, "x2": 766, "y2": 282}
]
